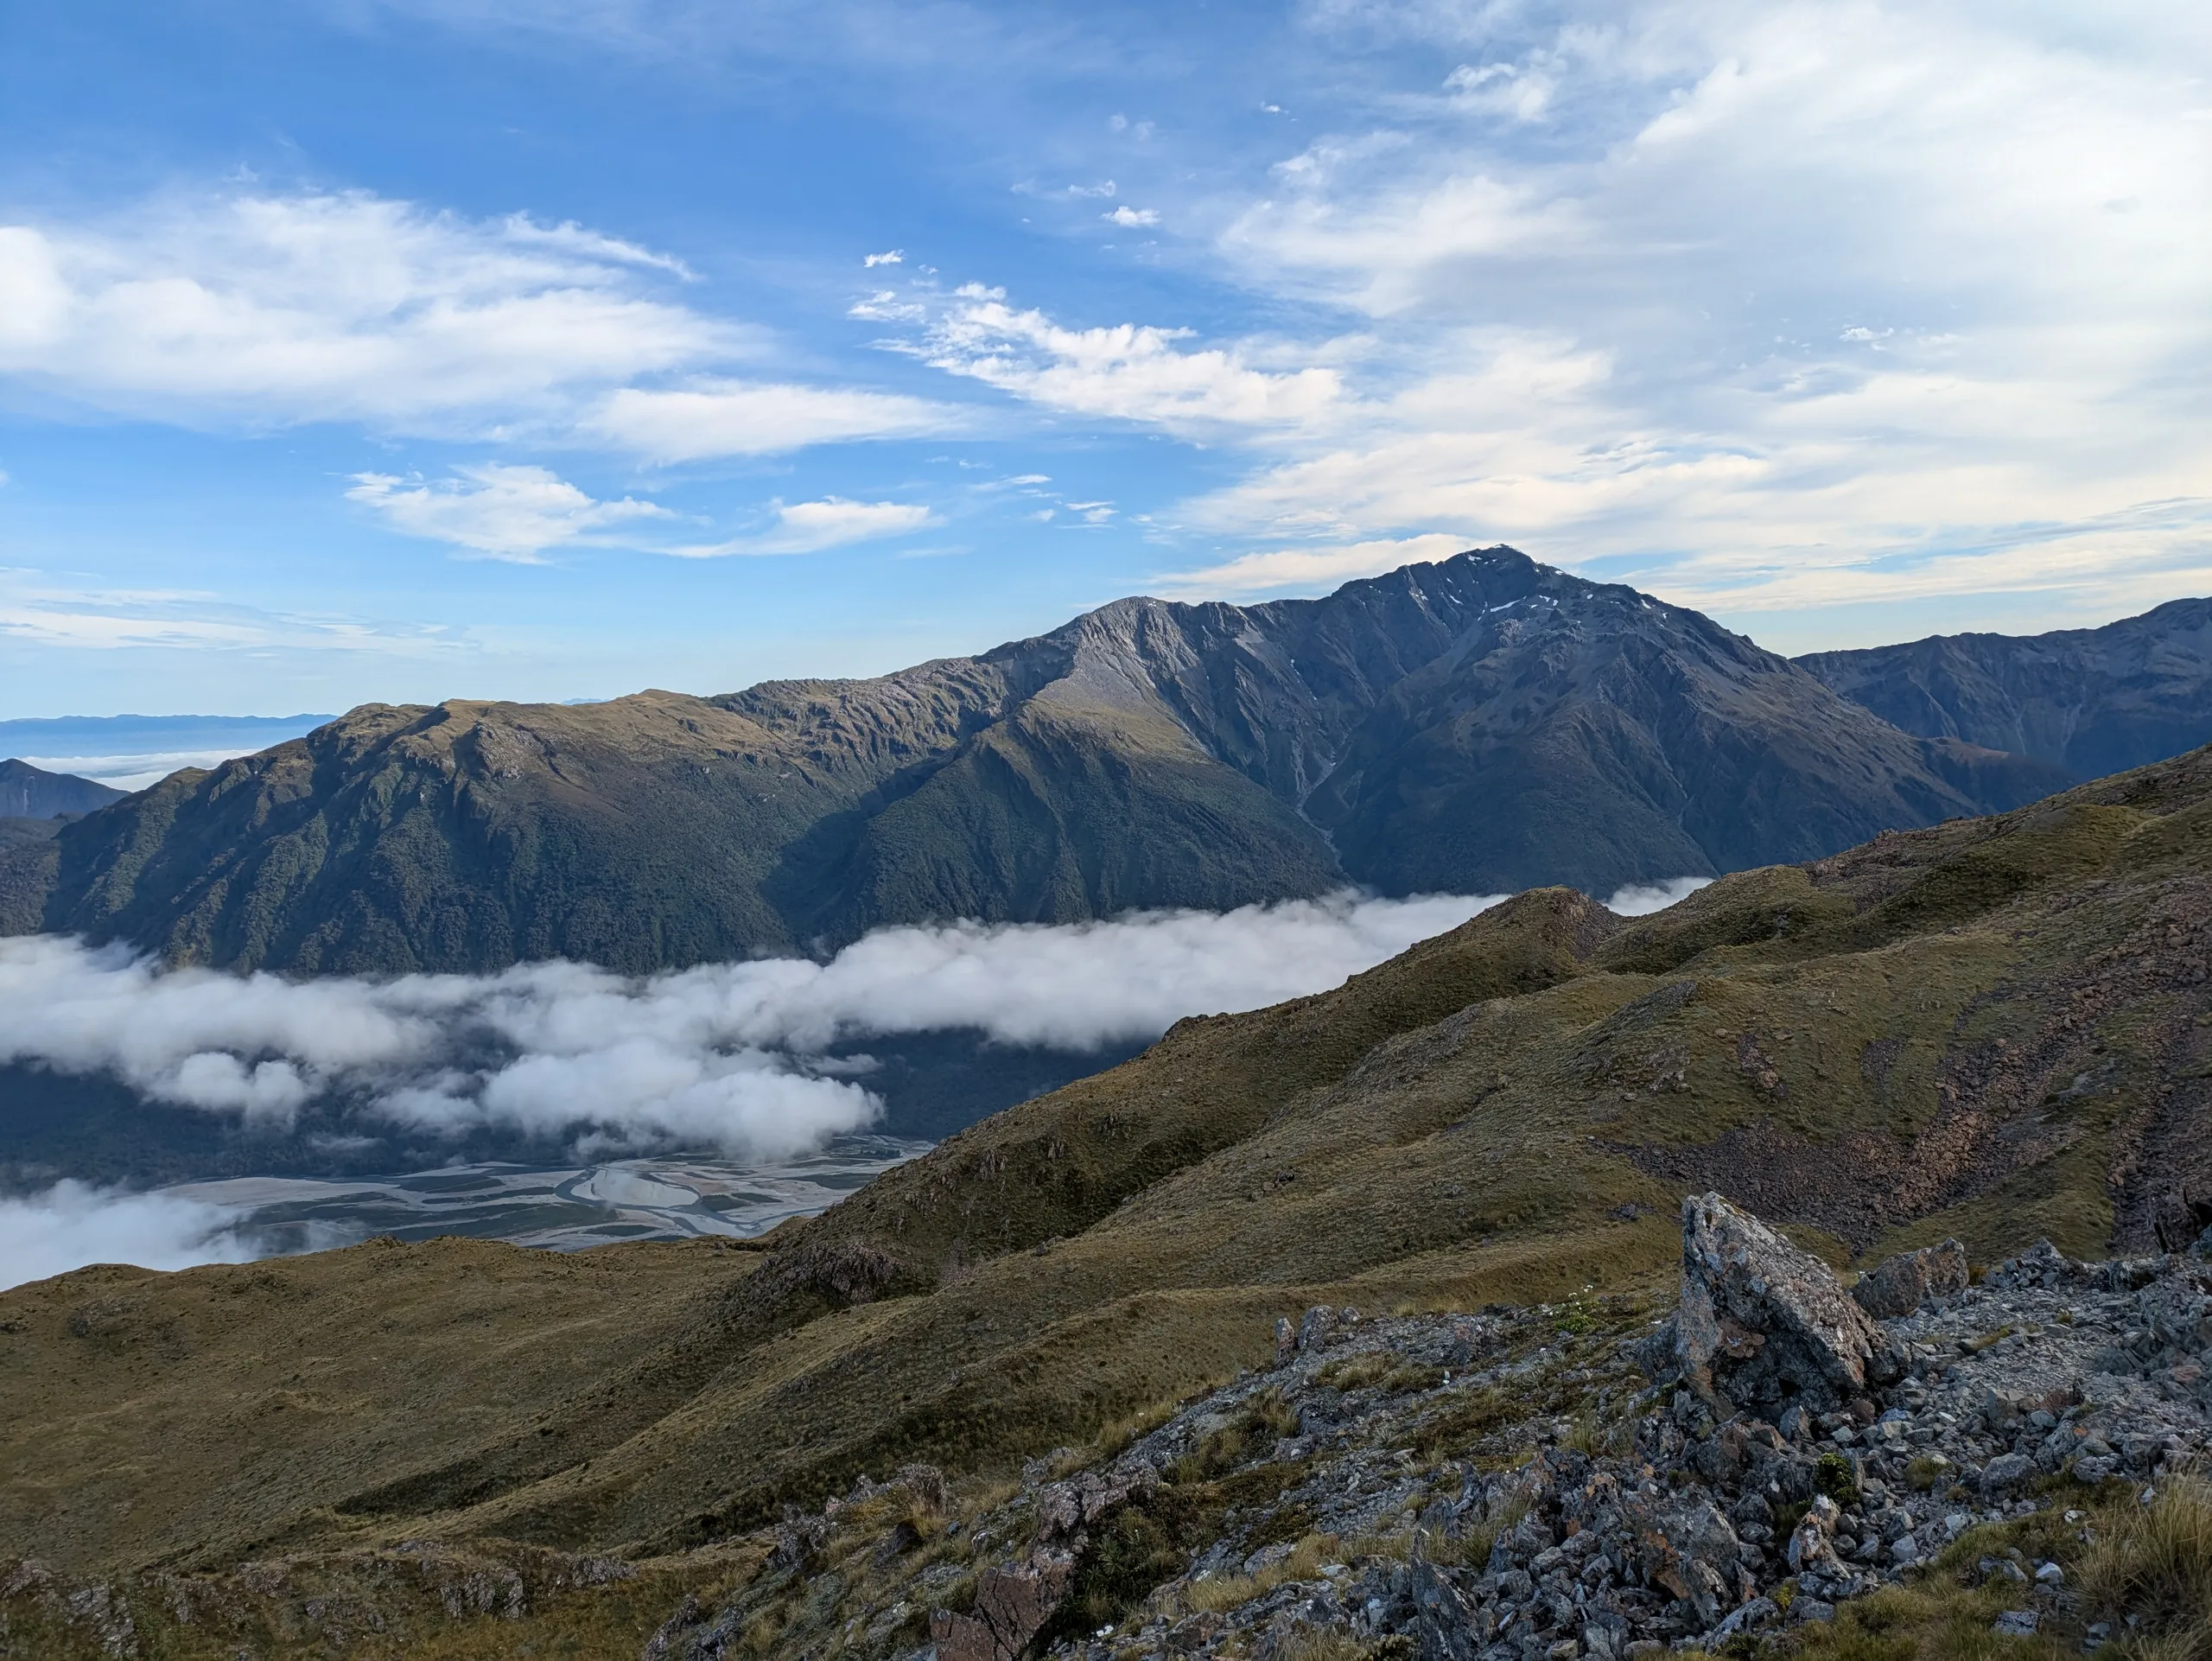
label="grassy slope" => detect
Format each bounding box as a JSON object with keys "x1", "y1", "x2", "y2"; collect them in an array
[{"x1": 6, "y1": 748, "x2": 2212, "y2": 1584}]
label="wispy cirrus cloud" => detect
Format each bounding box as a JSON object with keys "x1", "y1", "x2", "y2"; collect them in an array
[
  {"x1": 0, "y1": 193, "x2": 740, "y2": 430},
  {"x1": 669, "y1": 497, "x2": 938, "y2": 557},
  {"x1": 588, "y1": 379, "x2": 959, "y2": 461},
  {"x1": 346, "y1": 464, "x2": 673, "y2": 562},
  {"x1": 914, "y1": 283, "x2": 1341, "y2": 434}
]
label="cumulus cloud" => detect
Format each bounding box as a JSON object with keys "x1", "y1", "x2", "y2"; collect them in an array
[
  {"x1": 346, "y1": 464, "x2": 672, "y2": 561},
  {"x1": 0, "y1": 191, "x2": 968, "y2": 471},
  {"x1": 669, "y1": 497, "x2": 938, "y2": 557},
  {"x1": 919, "y1": 285, "x2": 1340, "y2": 433},
  {"x1": 1103, "y1": 207, "x2": 1159, "y2": 228},
  {"x1": 0, "y1": 891, "x2": 1504, "y2": 1159},
  {"x1": 0, "y1": 1181, "x2": 262, "y2": 1293}
]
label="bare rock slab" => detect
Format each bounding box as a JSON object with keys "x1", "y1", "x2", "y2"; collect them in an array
[{"x1": 1675, "y1": 1192, "x2": 1901, "y2": 1412}]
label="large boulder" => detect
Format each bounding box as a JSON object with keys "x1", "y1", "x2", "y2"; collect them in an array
[
  {"x1": 1853, "y1": 1240, "x2": 1969, "y2": 1318},
  {"x1": 1675, "y1": 1193, "x2": 1903, "y2": 1412}
]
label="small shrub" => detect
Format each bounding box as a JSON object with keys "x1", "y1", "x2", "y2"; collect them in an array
[
  {"x1": 1185, "y1": 1573, "x2": 1259, "y2": 1613},
  {"x1": 1384, "y1": 1362, "x2": 1446, "y2": 1394},
  {"x1": 1451, "y1": 1492, "x2": 1529, "y2": 1570},
  {"x1": 1906, "y1": 1455, "x2": 1950, "y2": 1492},
  {"x1": 1816, "y1": 1451, "x2": 1861, "y2": 1507},
  {"x1": 1173, "y1": 1391, "x2": 1300, "y2": 1485},
  {"x1": 1414, "y1": 1386, "x2": 1516, "y2": 1461},
  {"x1": 1281, "y1": 1533, "x2": 1341, "y2": 1581}
]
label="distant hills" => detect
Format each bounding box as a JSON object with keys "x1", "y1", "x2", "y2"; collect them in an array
[
  {"x1": 1799, "y1": 595, "x2": 2212, "y2": 779},
  {"x1": 2, "y1": 548, "x2": 2206, "y2": 976},
  {"x1": 0, "y1": 758, "x2": 124, "y2": 818}
]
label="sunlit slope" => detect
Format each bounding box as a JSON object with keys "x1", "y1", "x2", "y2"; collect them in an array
[{"x1": 6, "y1": 744, "x2": 2211, "y2": 1576}]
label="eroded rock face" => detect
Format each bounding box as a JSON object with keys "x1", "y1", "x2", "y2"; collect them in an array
[
  {"x1": 1675, "y1": 1193, "x2": 1902, "y2": 1412},
  {"x1": 1853, "y1": 1240, "x2": 1970, "y2": 1319}
]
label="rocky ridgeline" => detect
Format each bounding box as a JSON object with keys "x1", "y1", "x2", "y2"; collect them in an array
[{"x1": 637, "y1": 1194, "x2": 2212, "y2": 1661}]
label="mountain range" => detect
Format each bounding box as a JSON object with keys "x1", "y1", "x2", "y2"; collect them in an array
[{"x1": 4, "y1": 549, "x2": 2208, "y2": 976}]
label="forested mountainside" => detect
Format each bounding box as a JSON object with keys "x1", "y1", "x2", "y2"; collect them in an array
[{"x1": 0, "y1": 757, "x2": 123, "y2": 818}]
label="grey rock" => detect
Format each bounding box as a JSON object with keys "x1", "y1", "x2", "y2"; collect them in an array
[
  {"x1": 1993, "y1": 1610, "x2": 2039, "y2": 1637},
  {"x1": 1675, "y1": 1193, "x2": 1903, "y2": 1411},
  {"x1": 1412, "y1": 1560, "x2": 1483, "y2": 1661},
  {"x1": 1853, "y1": 1241, "x2": 1970, "y2": 1319},
  {"x1": 1980, "y1": 1453, "x2": 2037, "y2": 1494}
]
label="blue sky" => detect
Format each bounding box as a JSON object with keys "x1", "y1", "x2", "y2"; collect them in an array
[{"x1": 1, "y1": 0, "x2": 2206, "y2": 717}]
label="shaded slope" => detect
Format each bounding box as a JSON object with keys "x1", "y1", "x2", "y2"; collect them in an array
[
  {"x1": 0, "y1": 758, "x2": 123, "y2": 818},
  {"x1": 1801, "y1": 595, "x2": 2212, "y2": 780},
  {"x1": 11, "y1": 748, "x2": 2212, "y2": 1576},
  {"x1": 0, "y1": 550, "x2": 2070, "y2": 972}
]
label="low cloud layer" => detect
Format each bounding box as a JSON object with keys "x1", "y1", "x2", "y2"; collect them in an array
[
  {"x1": 0, "y1": 891, "x2": 1525, "y2": 1161},
  {"x1": 0, "y1": 1181, "x2": 260, "y2": 1293}
]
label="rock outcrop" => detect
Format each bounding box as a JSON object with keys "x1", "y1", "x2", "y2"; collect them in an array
[
  {"x1": 1674, "y1": 1193, "x2": 1902, "y2": 1411},
  {"x1": 1853, "y1": 1239, "x2": 1970, "y2": 1319}
]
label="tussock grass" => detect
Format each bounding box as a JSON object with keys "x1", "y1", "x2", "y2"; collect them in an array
[{"x1": 2083, "y1": 1474, "x2": 2212, "y2": 1661}]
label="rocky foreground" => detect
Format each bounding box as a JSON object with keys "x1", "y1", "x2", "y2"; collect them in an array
[
  {"x1": 9, "y1": 1193, "x2": 2210, "y2": 1659},
  {"x1": 638, "y1": 1195, "x2": 2212, "y2": 1661}
]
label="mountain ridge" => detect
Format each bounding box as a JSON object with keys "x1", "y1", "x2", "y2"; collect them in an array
[
  {"x1": 0, "y1": 549, "x2": 2094, "y2": 973},
  {"x1": 1799, "y1": 595, "x2": 2212, "y2": 780}
]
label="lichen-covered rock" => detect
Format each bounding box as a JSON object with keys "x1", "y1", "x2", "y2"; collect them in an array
[
  {"x1": 1675, "y1": 1193, "x2": 1902, "y2": 1411},
  {"x1": 1853, "y1": 1240, "x2": 1969, "y2": 1319},
  {"x1": 931, "y1": 1553, "x2": 1075, "y2": 1661}
]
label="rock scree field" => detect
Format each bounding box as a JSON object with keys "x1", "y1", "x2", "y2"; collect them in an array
[{"x1": 12, "y1": 741, "x2": 2212, "y2": 1656}]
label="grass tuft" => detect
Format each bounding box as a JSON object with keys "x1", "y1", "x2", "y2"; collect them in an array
[{"x1": 2082, "y1": 1473, "x2": 2212, "y2": 1661}]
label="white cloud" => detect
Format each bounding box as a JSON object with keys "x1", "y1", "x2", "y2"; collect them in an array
[
  {"x1": 346, "y1": 464, "x2": 671, "y2": 561},
  {"x1": 670, "y1": 497, "x2": 938, "y2": 557},
  {"x1": 1154, "y1": 0, "x2": 2212, "y2": 616},
  {"x1": 0, "y1": 1181, "x2": 264, "y2": 1293},
  {"x1": 1159, "y1": 533, "x2": 1484, "y2": 599},
  {"x1": 0, "y1": 190, "x2": 966, "y2": 472},
  {"x1": 0, "y1": 193, "x2": 741, "y2": 430},
  {"x1": 0, "y1": 570, "x2": 471, "y2": 658},
  {"x1": 921, "y1": 285, "x2": 1341, "y2": 432},
  {"x1": 1103, "y1": 206, "x2": 1160, "y2": 227},
  {"x1": 589, "y1": 379, "x2": 958, "y2": 460},
  {"x1": 0, "y1": 892, "x2": 1502, "y2": 1156},
  {"x1": 863, "y1": 249, "x2": 905, "y2": 266},
  {"x1": 1604, "y1": 876, "x2": 1713, "y2": 917}
]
